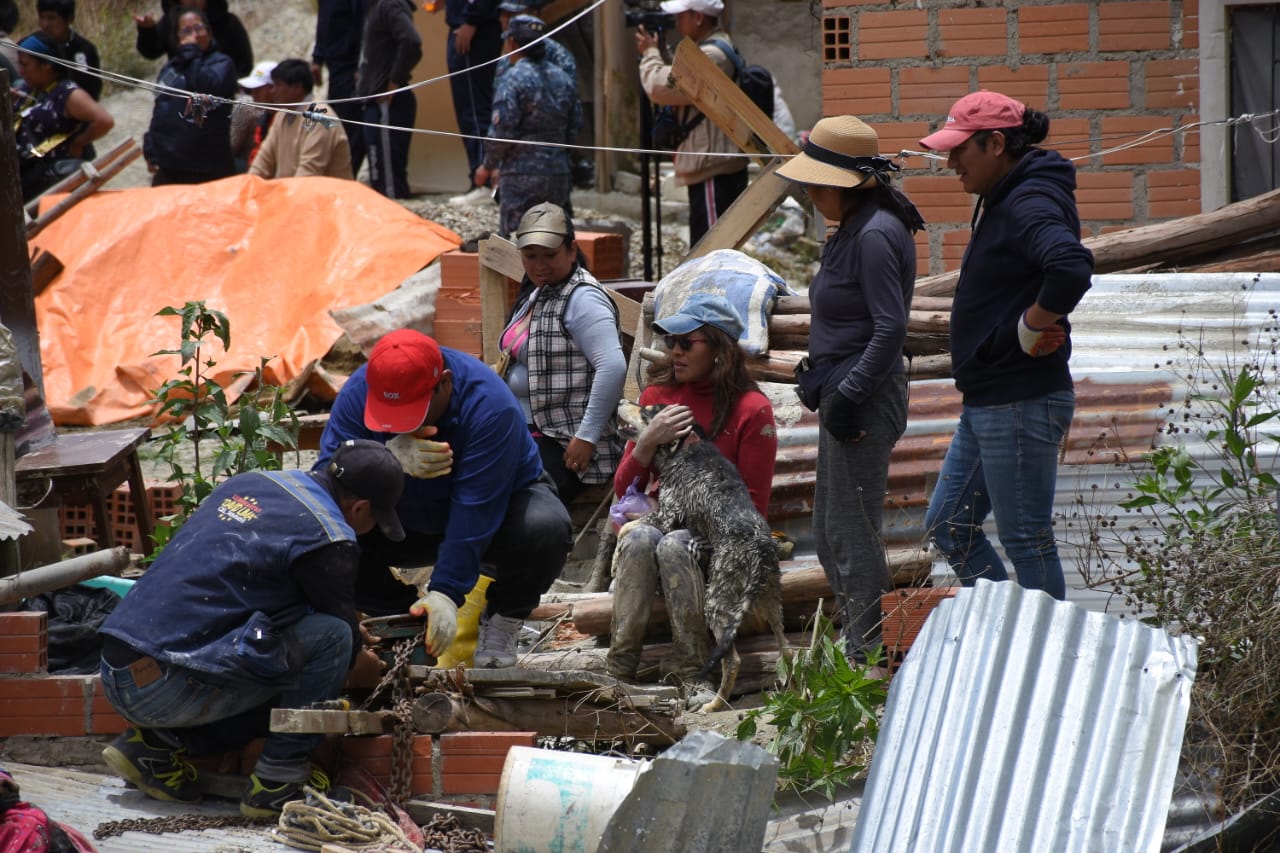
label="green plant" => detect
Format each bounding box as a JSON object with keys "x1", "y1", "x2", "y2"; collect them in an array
[
  {"x1": 736, "y1": 611, "x2": 887, "y2": 800},
  {"x1": 1079, "y1": 306, "x2": 1280, "y2": 813},
  {"x1": 149, "y1": 301, "x2": 300, "y2": 551}
]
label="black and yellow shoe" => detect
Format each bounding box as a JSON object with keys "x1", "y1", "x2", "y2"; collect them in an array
[
  {"x1": 101, "y1": 727, "x2": 201, "y2": 804},
  {"x1": 240, "y1": 767, "x2": 352, "y2": 818}
]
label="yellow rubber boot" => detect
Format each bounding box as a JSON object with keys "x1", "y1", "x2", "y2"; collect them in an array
[{"x1": 435, "y1": 575, "x2": 492, "y2": 669}]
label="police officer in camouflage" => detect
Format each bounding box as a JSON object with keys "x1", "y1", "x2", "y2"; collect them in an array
[{"x1": 473, "y1": 15, "x2": 581, "y2": 237}]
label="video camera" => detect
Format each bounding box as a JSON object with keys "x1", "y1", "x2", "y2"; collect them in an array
[{"x1": 624, "y1": 1, "x2": 675, "y2": 31}]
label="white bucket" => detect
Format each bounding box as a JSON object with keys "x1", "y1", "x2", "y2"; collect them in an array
[{"x1": 494, "y1": 746, "x2": 648, "y2": 853}]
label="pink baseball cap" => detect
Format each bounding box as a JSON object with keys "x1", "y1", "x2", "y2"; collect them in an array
[
  {"x1": 919, "y1": 90, "x2": 1027, "y2": 152},
  {"x1": 364, "y1": 330, "x2": 444, "y2": 433}
]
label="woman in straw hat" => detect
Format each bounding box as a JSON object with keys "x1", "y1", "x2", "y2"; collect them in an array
[
  {"x1": 917, "y1": 91, "x2": 1092, "y2": 601},
  {"x1": 777, "y1": 116, "x2": 924, "y2": 674}
]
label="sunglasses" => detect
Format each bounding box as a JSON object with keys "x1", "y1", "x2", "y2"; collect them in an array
[{"x1": 662, "y1": 334, "x2": 708, "y2": 352}]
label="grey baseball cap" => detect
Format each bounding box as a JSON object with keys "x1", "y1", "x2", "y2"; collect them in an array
[{"x1": 515, "y1": 202, "x2": 573, "y2": 249}]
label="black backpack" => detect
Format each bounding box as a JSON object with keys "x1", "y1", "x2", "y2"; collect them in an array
[
  {"x1": 705, "y1": 38, "x2": 774, "y2": 118},
  {"x1": 649, "y1": 38, "x2": 775, "y2": 150}
]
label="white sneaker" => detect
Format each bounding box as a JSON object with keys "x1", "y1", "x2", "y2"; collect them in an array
[
  {"x1": 474, "y1": 613, "x2": 522, "y2": 668},
  {"x1": 448, "y1": 185, "x2": 493, "y2": 206}
]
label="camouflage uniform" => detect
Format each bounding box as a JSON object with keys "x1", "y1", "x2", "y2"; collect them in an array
[{"x1": 484, "y1": 55, "x2": 581, "y2": 237}]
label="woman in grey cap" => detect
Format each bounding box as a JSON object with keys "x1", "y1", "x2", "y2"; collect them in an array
[
  {"x1": 607, "y1": 291, "x2": 778, "y2": 709},
  {"x1": 497, "y1": 202, "x2": 626, "y2": 504},
  {"x1": 777, "y1": 115, "x2": 924, "y2": 675}
]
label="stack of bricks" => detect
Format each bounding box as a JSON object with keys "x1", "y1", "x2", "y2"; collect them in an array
[
  {"x1": 435, "y1": 231, "x2": 629, "y2": 357},
  {"x1": 880, "y1": 586, "x2": 958, "y2": 668},
  {"x1": 0, "y1": 611, "x2": 128, "y2": 737},
  {"x1": 820, "y1": 0, "x2": 1201, "y2": 274},
  {"x1": 58, "y1": 481, "x2": 184, "y2": 555}
]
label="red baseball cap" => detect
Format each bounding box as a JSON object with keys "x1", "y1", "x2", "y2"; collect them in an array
[
  {"x1": 919, "y1": 90, "x2": 1027, "y2": 152},
  {"x1": 363, "y1": 330, "x2": 444, "y2": 433}
]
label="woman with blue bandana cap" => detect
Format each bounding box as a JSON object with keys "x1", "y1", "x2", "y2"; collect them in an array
[{"x1": 10, "y1": 31, "x2": 113, "y2": 201}]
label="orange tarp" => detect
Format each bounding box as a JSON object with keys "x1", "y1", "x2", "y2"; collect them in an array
[{"x1": 31, "y1": 175, "x2": 460, "y2": 426}]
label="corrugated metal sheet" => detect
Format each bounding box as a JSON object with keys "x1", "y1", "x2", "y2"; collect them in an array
[{"x1": 851, "y1": 581, "x2": 1198, "y2": 853}]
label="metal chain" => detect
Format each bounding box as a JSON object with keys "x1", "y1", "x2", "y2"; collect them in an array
[
  {"x1": 93, "y1": 813, "x2": 274, "y2": 840},
  {"x1": 421, "y1": 813, "x2": 491, "y2": 852},
  {"x1": 388, "y1": 640, "x2": 416, "y2": 804},
  {"x1": 358, "y1": 635, "x2": 418, "y2": 805}
]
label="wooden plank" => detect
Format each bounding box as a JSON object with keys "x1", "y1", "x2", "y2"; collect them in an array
[
  {"x1": 29, "y1": 251, "x2": 62, "y2": 298},
  {"x1": 669, "y1": 38, "x2": 799, "y2": 160},
  {"x1": 478, "y1": 236, "x2": 521, "y2": 365},
  {"x1": 685, "y1": 161, "x2": 793, "y2": 260},
  {"x1": 269, "y1": 707, "x2": 391, "y2": 735}
]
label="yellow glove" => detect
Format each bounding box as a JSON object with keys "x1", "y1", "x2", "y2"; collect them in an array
[
  {"x1": 386, "y1": 433, "x2": 453, "y2": 479},
  {"x1": 410, "y1": 590, "x2": 458, "y2": 656}
]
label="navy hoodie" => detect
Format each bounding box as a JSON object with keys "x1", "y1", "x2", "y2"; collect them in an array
[{"x1": 949, "y1": 148, "x2": 1094, "y2": 405}]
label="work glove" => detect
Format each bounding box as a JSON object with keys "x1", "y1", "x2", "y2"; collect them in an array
[
  {"x1": 386, "y1": 433, "x2": 453, "y2": 479},
  {"x1": 820, "y1": 390, "x2": 865, "y2": 443},
  {"x1": 410, "y1": 590, "x2": 459, "y2": 656},
  {"x1": 1016, "y1": 309, "x2": 1067, "y2": 357}
]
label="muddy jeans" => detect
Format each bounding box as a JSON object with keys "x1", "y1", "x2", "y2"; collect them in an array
[{"x1": 607, "y1": 524, "x2": 711, "y2": 681}]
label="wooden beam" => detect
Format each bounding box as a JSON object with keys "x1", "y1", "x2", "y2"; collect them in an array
[
  {"x1": 915, "y1": 184, "x2": 1280, "y2": 298},
  {"x1": 669, "y1": 38, "x2": 799, "y2": 160},
  {"x1": 478, "y1": 236, "x2": 521, "y2": 364}
]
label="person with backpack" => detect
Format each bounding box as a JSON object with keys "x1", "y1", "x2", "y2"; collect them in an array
[{"x1": 635, "y1": 0, "x2": 748, "y2": 245}]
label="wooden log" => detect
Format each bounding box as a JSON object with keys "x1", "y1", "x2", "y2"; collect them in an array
[
  {"x1": 773, "y1": 293, "x2": 952, "y2": 316},
  {"x1": 915, "y1": 185, "x2": 1280, "y2": 298},
  {"x1": 561, "y1": 553, "x2": 929, "y2": 637},
  {"x1": 520, "y1": 630, "x2": 806, "y2": 698},
  {"x1": 22, "y1": 138, "x2": 137, "y2": 219},
  {"x1": 411, "y1": 692, "x2": 685, "y2": 744}
]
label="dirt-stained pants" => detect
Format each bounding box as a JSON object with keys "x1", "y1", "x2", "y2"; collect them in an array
[{"x1": 607, "y1": 524, "x2": 710, "y2": 681}]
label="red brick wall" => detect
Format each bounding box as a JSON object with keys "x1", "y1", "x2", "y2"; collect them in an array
[{"x1": 821, "y1": 0, "x2": 1201, "y2": 273}]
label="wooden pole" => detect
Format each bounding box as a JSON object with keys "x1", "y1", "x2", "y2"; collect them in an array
[{"x1": 0, "y1": 68, "x2": 43, "y2": 402}]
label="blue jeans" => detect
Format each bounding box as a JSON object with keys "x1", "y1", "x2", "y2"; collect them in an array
[
  {"x1": 924, "y1": 390, "x2": 1074, "y2": 600},
  {"x1": 100, "y1": 612, "x2": 352, "y2": 783}
]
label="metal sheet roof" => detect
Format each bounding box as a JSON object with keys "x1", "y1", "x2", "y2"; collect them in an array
[{"x1": 851, "y1": 581, "x2": 1198, "y2": 853}]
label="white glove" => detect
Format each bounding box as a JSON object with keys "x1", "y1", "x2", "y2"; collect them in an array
[
  {"x1": 411, "y1": 590, "x2": 459, "y2": 656},
  {"x1": 386, "y1": 433, "x2": 453, "y2": 479},
  {"x1": 1016, "y1": 309, "x2": 1066, "y2": 358}
]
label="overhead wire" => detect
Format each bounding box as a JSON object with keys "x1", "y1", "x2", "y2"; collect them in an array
[{"x1": 6, "y1": 20, "x2": 1280, "y2": 167}]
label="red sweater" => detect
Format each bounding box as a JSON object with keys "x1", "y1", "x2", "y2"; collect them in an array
[{"x1": 614, "y1": 381, "x2": 778, "y2": 519}]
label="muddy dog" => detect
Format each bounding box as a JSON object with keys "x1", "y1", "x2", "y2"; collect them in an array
[{"x1": 614, "y1": 401, "x2": 789, "y2": 712}]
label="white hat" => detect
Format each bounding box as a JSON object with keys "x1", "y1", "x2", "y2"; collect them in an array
[
  {"x1": 659, "y1": 0, "x2": 724, "y2": 15},
  {"x1": 237, "y1": 60, "x2": 278, "y2": 90}
]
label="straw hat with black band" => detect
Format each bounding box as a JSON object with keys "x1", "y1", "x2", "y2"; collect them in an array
[
  {"x1": 778, "y1": 115, "x2": 925, "y2": 232},
  {"x1": 776, "y1": 115, "x2": 901, "y2": 190}
]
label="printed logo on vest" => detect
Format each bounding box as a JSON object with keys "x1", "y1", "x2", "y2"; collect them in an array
[{"x1": 218, "y1": 494, "x2": 262, "y2": 524}]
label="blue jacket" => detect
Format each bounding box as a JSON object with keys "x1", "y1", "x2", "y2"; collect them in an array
[
  {"x1": 949, "y1": 148, "x2": 1094, "y2": 405},
  {"x1": 316, "y1": 347, "x2": 543, "y2": 604},
  {"x1": 99, "y1": 470, "x2": 359, "y2": 685},
  {"x1": 143, "y1": 43, "x2": 238, "y2": 176}
]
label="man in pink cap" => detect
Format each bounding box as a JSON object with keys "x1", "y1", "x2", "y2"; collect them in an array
[
  {"x1": 919, "y1": 91, "x2": 1093, "y2": 602},
  {"x1": 316, "y1": 329, "x2": 573, "y2": 668}
]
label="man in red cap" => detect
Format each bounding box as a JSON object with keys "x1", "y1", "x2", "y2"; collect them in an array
[{"x1": 316, "y1": 329, "x2": 573, "y2": 668}]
